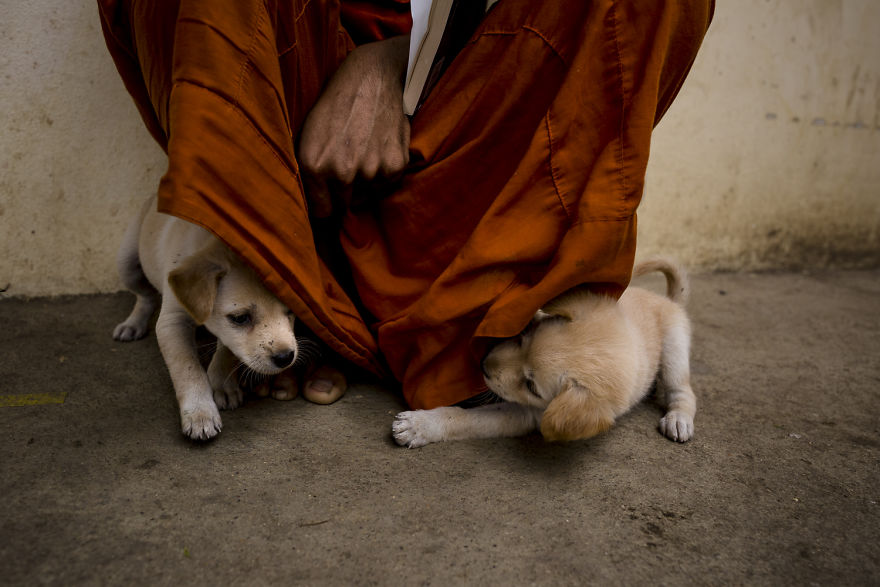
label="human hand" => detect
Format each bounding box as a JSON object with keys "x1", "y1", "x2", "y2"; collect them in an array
[{"x1": 297, "y1": 35, "x2": 411, "y2": 217}]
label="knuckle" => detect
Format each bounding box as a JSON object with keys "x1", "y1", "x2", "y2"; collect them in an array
[
  {"x1": 381, "y1": 151, "x2": 407, "y2": 176},
  {"x1": 298, "y1": 152, "x2": 321, "y2": 174},
  {"x1": 362, "y1": 156, "x2": 380, "y2": 179},
  {"x1": 337, "y1": 164, "x2": 356, "y2": 184}
]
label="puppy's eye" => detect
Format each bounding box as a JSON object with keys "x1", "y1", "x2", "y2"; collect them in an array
[
  {"x1": 227, "y1": 312, "x2": 252, "y2": 326},
  {"x1": 524, "y1": 377, "x2": 540, "y2": 398}
]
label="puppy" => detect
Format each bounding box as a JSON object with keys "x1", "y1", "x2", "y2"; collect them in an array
[
  {"x1": 113, "y1": 196, "x2": 299, "y2": 440},
  {"x1": 393, "y1": 258, "x2": 696, "y2": 447}
]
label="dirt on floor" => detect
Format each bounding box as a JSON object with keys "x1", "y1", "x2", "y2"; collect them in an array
[{"x1": 1, "y1": 268, "x2": 878, "y2": 585}]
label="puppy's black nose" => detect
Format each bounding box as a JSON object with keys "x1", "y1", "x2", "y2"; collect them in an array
[{"x1": 271, "y1": 351, "x2": 295, "y2": 369}]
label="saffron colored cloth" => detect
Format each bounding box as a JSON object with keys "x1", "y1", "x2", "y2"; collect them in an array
[{"x1": 98, "y1": 0, "x2": 714, "y2": 409}]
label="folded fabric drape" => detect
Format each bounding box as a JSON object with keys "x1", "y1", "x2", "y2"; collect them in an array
[{"x1": 98, "y1": 0, "x2": 714, "y2": 408}]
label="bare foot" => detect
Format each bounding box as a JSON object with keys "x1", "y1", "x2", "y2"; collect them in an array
[{"x1": 254, "y1": 369, "x2": 299, "y2": 401}]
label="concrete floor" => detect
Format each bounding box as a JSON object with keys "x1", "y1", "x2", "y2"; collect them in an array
[{"x1": 1, "y1": 269, "x2": 878, "y2": 585}]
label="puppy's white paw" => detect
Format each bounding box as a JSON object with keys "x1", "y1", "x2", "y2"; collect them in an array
[
  {"x1": 393, "y1": 410, "x2": 447, "y2": 448},
  {"x1": 211, "y1": 379, "x2": 244, "y2": 410},
  {"x1": 181, "y1": 402, "x2": 222, "y2": 440},
  {"x1": 208, "y1": 363, "x2": 244, "y2": 411},
  {"x1": 659, "y1": 410, "x2": 694, "y2": 443},
  {"x1": 112, "y1": 320, "x2": 148, "y2": 342}
]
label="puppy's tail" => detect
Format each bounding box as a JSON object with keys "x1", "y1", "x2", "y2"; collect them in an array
[{"x1": 632, "y1": 257, "x2": 689, "y2": 306}]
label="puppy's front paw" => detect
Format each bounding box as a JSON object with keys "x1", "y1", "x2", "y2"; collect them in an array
[
  {"x1": 208, "y1": 363, "x2": 244, "y2": 411},
  {"x1": 659, "y1": 410, "x2": 694, "y2": 443},
  {"x1": 112, "y1": 320, "x2": 148, "y2": 342},
  {"x1": 181, "y1": 402, "x2": 222, "y2": 441},
  {"x1": 393, "y1": 410, "x2": 448, "y2": 448},
  {"x1": 211, "y1": 379, "x2": 245, "y2": 411}
]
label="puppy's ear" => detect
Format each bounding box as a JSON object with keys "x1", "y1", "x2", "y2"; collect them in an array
[
  {"x1": 540, "y1": 381, "x2": 615, "y2": 442},
  {"x1": 537, "y1": 294, "x2": 577, "y2": 323},
  {"x1": 533, "y1": 308, "x2": 573, "y2": 325},
  {"x1": 168, "y1": 245, "x2": 227, "y2": 324},
  {"x1": 533, "y1": 309, "x2": 556, "y2": 321}
]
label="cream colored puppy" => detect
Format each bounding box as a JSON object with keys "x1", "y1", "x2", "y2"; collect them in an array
[
  {"x1": 393, "y1": 258, "x2": 696, "y2": 447},
  {"x1": 113, "y1": 197, "x2": 299, "y2": 440}
]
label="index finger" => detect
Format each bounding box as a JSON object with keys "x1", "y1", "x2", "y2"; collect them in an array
[{"x1": 301, "y1": 172, "x2": 334, "y2": 218}]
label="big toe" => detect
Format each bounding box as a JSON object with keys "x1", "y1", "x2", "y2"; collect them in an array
[{"x1": 302, "y1": 366, "x2": 347, "y2": 405}]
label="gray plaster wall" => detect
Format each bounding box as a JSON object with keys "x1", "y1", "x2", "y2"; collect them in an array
[
  {"x1": 1, "y1": 1, "x2": 166, "y2": 296},
  {"x1": 1, "y1": 0, "x2": 878, "y2": 297},
  {"x1": 639, "y1": 0, "x2": 880, "y2": 270}
]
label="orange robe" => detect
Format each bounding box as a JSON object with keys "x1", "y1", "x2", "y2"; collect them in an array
[{"x1": 98, "y1": 0, "x2": 714, "y2": 409}]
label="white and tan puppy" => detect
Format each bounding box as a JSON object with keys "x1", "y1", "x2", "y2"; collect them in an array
[
  {"x1": 113, "y1": 197, "x2": 299, "y2": 440},
  {"x1": 393, "y1": 258, "x2": 696, "y2": 447}
]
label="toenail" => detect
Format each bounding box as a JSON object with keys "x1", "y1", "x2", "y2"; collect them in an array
[{"x1": 307, "y1": 378, "x2": 333, "y2": 393}]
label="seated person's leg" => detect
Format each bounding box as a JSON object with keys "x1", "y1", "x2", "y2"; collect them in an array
[
  {"x1": 98, "y1": 0, "x2": 388, "y2": 402},
  {"x1": 340, "y1": 0, "x2": 715, "y2": 409}
]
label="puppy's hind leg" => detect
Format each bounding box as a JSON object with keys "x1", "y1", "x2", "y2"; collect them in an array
[
  {"x1": 113, "y1": 213, "x2": 159, "y2": 341},
  {"x1": 657, "y1": 313, "x2": 696, "y2": 443}
]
